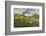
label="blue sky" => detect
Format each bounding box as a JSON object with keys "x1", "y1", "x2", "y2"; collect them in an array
[{"x1": 14, "y1": 8, "x2": 39, "y2": 16}]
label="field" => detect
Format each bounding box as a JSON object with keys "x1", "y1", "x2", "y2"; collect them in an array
[{"x1": 14, "y1": 12, "x2": 39, "y2": 28}]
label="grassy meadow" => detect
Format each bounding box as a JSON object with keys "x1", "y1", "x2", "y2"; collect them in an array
[{"x1": 14, "y1": 12, "x2": 39, "y2": 27}]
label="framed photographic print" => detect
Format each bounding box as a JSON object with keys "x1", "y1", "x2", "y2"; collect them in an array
[{"x1": 5, "y1": 1, "x2": 45, "y2": 35}]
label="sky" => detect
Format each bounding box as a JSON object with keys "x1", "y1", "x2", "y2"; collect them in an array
[{"x1": 14, "y1": 8, "x2": 39, "y2": 16}]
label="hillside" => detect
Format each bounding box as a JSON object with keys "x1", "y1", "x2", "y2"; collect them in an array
[{"x1": 14, "y1": 13, "x2": 39, "y2": 27}]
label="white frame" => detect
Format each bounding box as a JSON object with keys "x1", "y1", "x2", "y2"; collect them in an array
[{"x1": 11, "y1": 5, "x2": 42, "y2": 32}]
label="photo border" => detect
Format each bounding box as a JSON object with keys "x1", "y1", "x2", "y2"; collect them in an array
[
  {"x1": 5, "y1": 1, "x2": 45, "y2": 35},
  {"x1": 11, "y1": 5, "x2": 42, "y2": 32}
]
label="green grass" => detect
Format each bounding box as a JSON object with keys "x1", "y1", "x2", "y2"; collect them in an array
[{"x1": 14, "y1": 13, "x2": 39, "y2": 28}]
